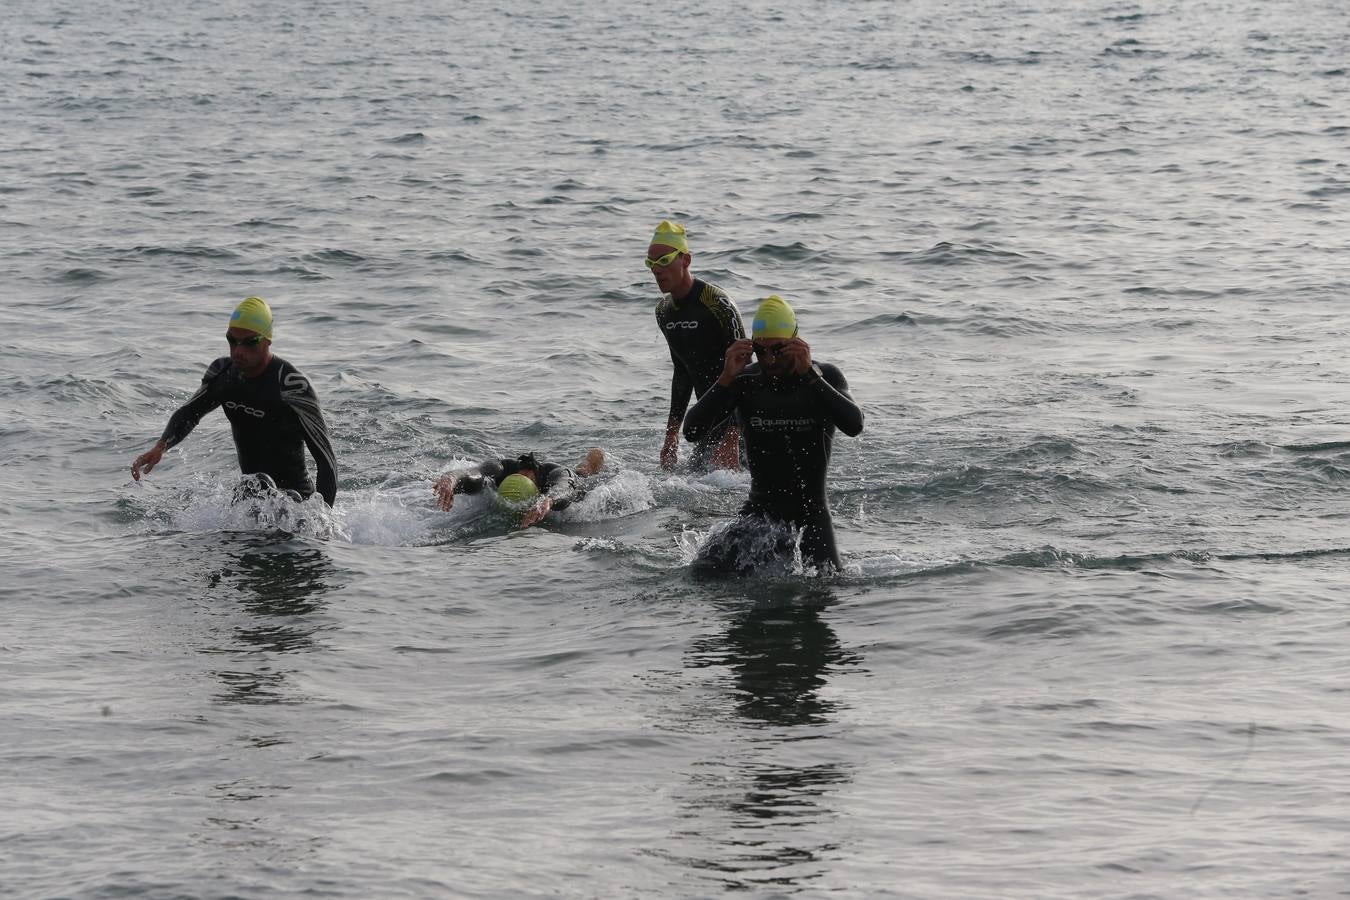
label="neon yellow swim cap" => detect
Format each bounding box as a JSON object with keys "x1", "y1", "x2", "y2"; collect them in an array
[
  {"x1": 751, "y1": 295, "x2": 798, "y2": 339},
  {"x1": 498, "y1": 473, "x2": 539, "y2": 503},
  {"x1": 650, "y1": 220, "x2": 689, "y2": 254},
  {"x1": 229, "y1": 297, "x2": 273, "y2": 339}
]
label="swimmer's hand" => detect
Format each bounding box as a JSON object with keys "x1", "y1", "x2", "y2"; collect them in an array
[
  {"x1": 519, "y1": 496, "x2": 552, "y2": 529},
  {"x1": 433, "y1": 474, "x2": 457, "y2": 511},
  {"x1": 577, "y1": 447, "x2": 606, "y2": 477},
  {"x1": 779, "y1": 337, "x2": 813, "y2": 375},
  {"x1": 710, "y1": 426, "x2": 741, "y2": 471},
  {"x1": 660, "y1": 423, "x2": 680, "y2": 470},
  {"x1": 718, "y1": 339, "x2": 754, "y2": 386},
  {"x1": 131, "y1": 441, "x2": 167, "y2": 481}
]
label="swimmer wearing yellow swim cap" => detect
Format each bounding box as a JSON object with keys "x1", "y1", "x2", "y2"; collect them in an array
[
  {"x1": 683, "y1": 295, "x2": 865, "y2": 573},
  {"x1": 130, "y1": 296, "x2": 339, "y2": 507},
  {"x1": 647, "y1": 219, "x2": 746, "y2": 473},
  {"x1": 432, "y1": 448, "x2": 606, "y2": 529}
]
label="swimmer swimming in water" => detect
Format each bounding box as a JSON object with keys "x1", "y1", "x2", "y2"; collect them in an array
[{"x1": 433, "y1": 448, "x2": 606, "y2": 529}]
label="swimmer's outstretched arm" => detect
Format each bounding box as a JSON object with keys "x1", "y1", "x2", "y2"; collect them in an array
[
  {"x1": 131, "y1": 360, "x2": 228, "y2": 481},
  {"x1": 432, "y1": 458, "x2": 506, "y2": 511}
]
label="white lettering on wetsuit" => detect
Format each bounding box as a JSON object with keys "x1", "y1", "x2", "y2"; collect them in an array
[
  {"x1": 749, "y1": 416, "x2": 815, "y2": 430},
  {"x1": 665, "y1": 321, "x2": 699, "y2": 330},
  {"x1": 225, "y1": 401, "x2": 266, "y2": 418}
]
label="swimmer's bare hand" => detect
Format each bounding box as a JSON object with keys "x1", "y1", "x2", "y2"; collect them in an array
[
  {"x1": 660, "y1": 425, "x2": 679, "y2": 469},
  {"x1": 577, "y1": 447, "x2": 605, "y2": 478},
  {"x1": 131, "y1": 441, "x2": 167, "y2": 481},
  {"x1": 519, "y1": 496, "x2": 552, "y2": 529},
  {"x1": 710, "y1": 426, "x2": 741, "y2": 471},
  {"x1": 433, "y1": 474, "x2": 457, "y2": 511},
  {"x1": 780, "y1": 337, "x2": 812, "y2": 375},
  {"x1": 719, "y1": 339, "x2": 754, "y2": 386}
]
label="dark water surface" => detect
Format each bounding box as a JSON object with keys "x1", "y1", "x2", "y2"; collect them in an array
[{"x1": 4, "y1": 0, "x2": 1350, "y2": 896}]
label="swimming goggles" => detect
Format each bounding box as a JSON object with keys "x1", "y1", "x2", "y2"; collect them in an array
[
  {"x1": 644, "y1": 248, "x2": 683, "y2": 270},
  {"x1": 226, "y1": 333, "x2": 267, "y2": 348}
]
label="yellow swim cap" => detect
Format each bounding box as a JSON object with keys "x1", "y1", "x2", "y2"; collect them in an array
[
  {"x1": 751, "y1": 295, "x2": 798, "y2": 339},
  {"x1": 229, "y1": 297, "x2": 273, "y2": 339},
  {"x1": 498, "y1": 473, "x2": 539, "y2": 503},
  {"x1": 650, "y1": 220, "x2": 689, "y2": 254}
]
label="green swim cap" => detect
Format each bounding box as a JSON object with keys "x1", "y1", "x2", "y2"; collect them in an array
[
  {"x1": 650, "y1": 220, "x2": 689, "y2": 253},
  {"x1": 751, "y1": 295, "x2": 798, "y2": 339},
  {"x1": 229, "y1": 296, "x2": 274, "y2": 339},
  {"x1": 498, "y1": 473, "x2": 539, "y2": 503}
]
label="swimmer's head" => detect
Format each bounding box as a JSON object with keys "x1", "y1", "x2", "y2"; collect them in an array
[
  {"x1": 751, "y1": 295, "x2": 798, "y2": 340},
  {"x1": 229, "y1": 296, "x2": 273, "y2": 340},
  {"x1": 647, "y1": 221, "x2": 693, "y2": 296},
  {"x1": 497, "y1": 473, "x2": 539, "y2": 503}
]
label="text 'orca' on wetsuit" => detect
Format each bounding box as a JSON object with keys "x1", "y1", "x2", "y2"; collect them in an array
[
  {"x1": 683, "y1": 361, "x2": 864, "y2": 571},
  {"x1": 655, "y1": 279, "x2": 745, "y2": 433},
  {"x1": 160, "y1": 356, "x2": 338, "y2": 505}
]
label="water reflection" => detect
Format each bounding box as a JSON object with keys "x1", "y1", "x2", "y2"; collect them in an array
[
  {"x1": 674, "y1": 583, "x2": 862, "y2": 890},
  {"x1": 200, "y1": 541, "x2": 339, "y2": 705},
  {"x1": 688, "y1": 585, "x2": 860, "y2": 727}
]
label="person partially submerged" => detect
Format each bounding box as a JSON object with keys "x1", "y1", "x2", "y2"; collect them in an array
[
  {"x1": 648, "y1": 219, "x2": 745, "y2": 471},
  {"x1": 684, "y1": 295, "x2": 863, "y2": 573},
  {"x1": 432, "y1": 449, "x2": 605, "y2": 529},
  {"x1": 130, "y1": 297, "x2": 338, "y2": 506}
]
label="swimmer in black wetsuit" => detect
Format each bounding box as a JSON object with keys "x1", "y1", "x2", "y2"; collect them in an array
[
  {"x1": 648, "y1": 220, "x2": 745, "y2": 472},
  {"x1": 684, "y1": 295, "x2": 863, "y2": 574},
  {"x1": 130, "y1": 297, "x2": 338, "y2": 506},
  {"x1": 433, "y1": 448, "x2": 605, "y2": 529}
]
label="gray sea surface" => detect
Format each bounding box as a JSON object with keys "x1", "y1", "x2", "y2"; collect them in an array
[{"x1": 4, "y1": 0, "x2": 1350, "y2": 896}]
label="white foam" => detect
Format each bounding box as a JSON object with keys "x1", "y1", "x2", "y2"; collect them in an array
[
  {"x1": 137, "y1": 473, "x2": 341, "y2": 540},
  {"x1": 553, "y1": 469, "x2": 656, "y2": 522}
]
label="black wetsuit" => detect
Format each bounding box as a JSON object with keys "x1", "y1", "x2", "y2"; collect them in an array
[
  {"x1": 160, "y1": 356, "x2": 338, "y2": 506},
  {"x1": 656, "y1": 279, "x2": 745, "y2": 463},
  {"x1": 684, "y1": 362, "x2": 863, "y2": 572},
  {"x1": 453, "y1": 455, "x2": 585, "y2": 510}
]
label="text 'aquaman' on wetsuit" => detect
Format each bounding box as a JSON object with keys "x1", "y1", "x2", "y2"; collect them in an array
[{"x1": 160, "y1": 356, "x2": 338, "y2": 505}]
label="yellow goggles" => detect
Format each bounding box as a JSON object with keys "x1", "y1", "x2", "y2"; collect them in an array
[{"x1": 644, "y1": 248, "x2": 683, "y2": 270}]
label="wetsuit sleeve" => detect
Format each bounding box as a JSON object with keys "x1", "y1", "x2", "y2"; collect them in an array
[
  {"x1": 713, "y1": 293, "x2": 745, "y2": 342},
  {"x1": 667, "y1": 360, "x2": 695, "y2": 426},
  {"x1": 159, "y1": 359, "x2": 229, "y2": 449},
  {"x1": 280, "y1": 369, "x2": 339, "y2": 506},
  {"x1": 809, "y1": 364, "x2": 864, "y2": 437},
  {"x1": 683, "y1": 377, "x2": 745, "y2": 443},
  {"x1": 656, "y1": 300, "x2": 695, "y2": 426},
  {"x1": 540, "y1": 464, "x2": 581, "y2": 510},
  {"x1": 455, "y1": 458, "x2": 508, "y2": 495}
]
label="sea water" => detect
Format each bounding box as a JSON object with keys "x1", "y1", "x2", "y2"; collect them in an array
[{"x1": 4, "y1": 0, "x2": 1350, "y2": 896}]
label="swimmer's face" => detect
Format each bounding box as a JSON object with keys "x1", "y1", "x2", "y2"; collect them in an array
[
  {"x1": 646, "y1": 243, "x2": 689, "y2": 295},
  {"x1": 752, "y1": 338, "x2": 793, "y2": 376},
  {"x1": 227, "y1": 327, "x2": 271, "y2": 376}
]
